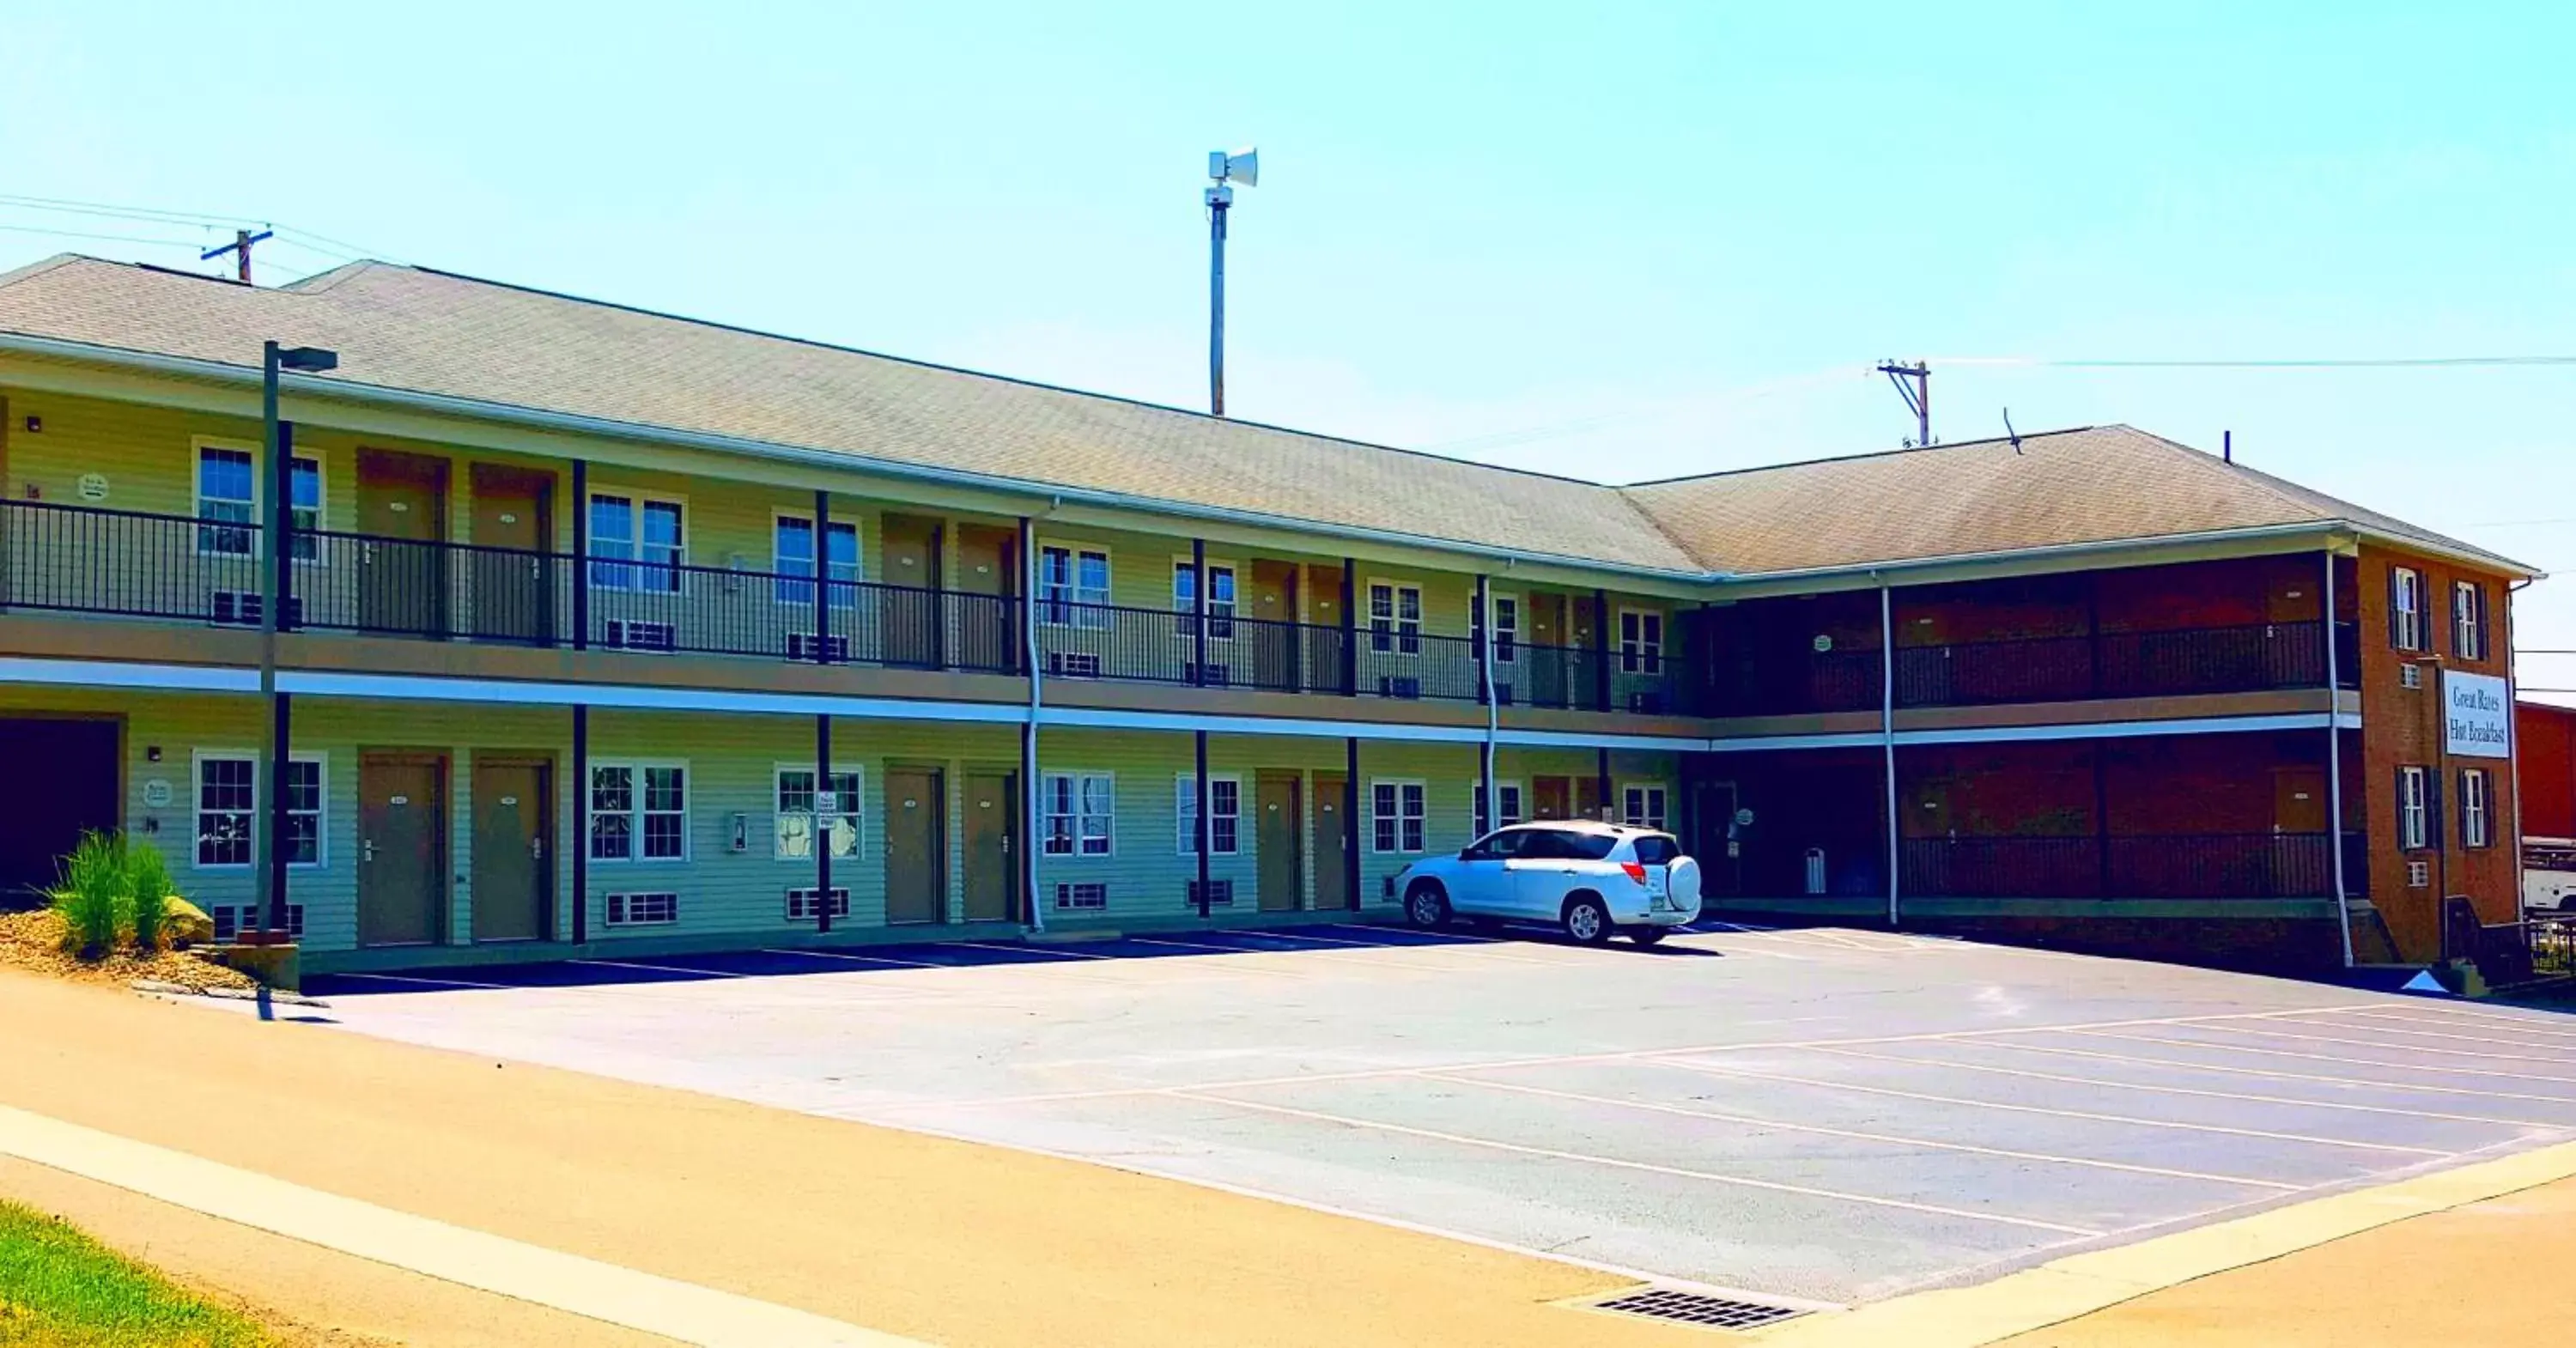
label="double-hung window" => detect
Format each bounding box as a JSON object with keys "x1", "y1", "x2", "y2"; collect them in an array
[
  {"x1": 197, "y1": 446, "x2": 319, "y2": 560},
  {"x1": 1369, "y1": 583, "x2": 1422, "y2": 655},
  {"x1": 2452, "y1": 580, "x2": 2487, "y2": 660},
  {"x1": 591, "y1": 762, "x2": 688, "y2": 861},
  {"x1": 1472, "y1": 781, "x2": 1524, "y2": 836},
  {"x1": 1040, "y1": 546, "x2": 1110, "y2": 628},
  {"x1": 1372, "y1": 780, "x2": 1426, "y2": 853},
  {"x1": 1619, "y1": 610, "x2": 1665, "y2": 675},
  {"x1": 775, "y1": 766, "x2": 862, "y2": 859},
  {"x1": 1042, "y1": 772, "x2": 1114, "y2": 856},
  {"x1": 1481, "y1": 595, "x2": 1519, "y2": 665},
  {"x1": 589, "y1": 494, "x2": 684, "y2": 592},
  {"x1": 191, "y1": 752, "x2": 322, "y2": 868},
  {"x1": 1175, "y1": 775, "x2": 1242, "y2": 854},
  {"x1": 1172, "y1": 561, "x2": 1236, "y2": 640},
  {"x1": 774, "y1": 514, "x2": 860, "y2": 608},
  {"x1": 2461, "y1": 768, "x2": 2493, "y2": 848},
  {"x1": 2396, "y1": 766, "x2": 2429, "y2": 850},
  {"x1": 2390, "y1": 567, "x2": 2424, "y2": 652},
  {"x1": 1622, "y1": 785, "x2": 1670, "y2": 831}
]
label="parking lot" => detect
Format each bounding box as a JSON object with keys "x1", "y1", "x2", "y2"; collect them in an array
[{"x1": 296, "y1": 924, "x2": 2576, "y2": 1309}]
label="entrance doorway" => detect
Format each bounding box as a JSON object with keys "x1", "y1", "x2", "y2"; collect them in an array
[
  {"x1": 1529, "y1": 594, "x2": 1571, "y2": 707},
  {"x1": 470, "y1": 755, "x2": 551, "y2": 941},
  {"x1": 961, "y1": 768, "x2": 1018, "y2": 922},
  {"x1": 358, "y1": 752, "x2": 447, "y2": 946},
  {"x1": 884, "y1": 766, "x2": 947, "y2": 924},
  {"x1": 356, "y1": 449, "x2": 451, "y2": 638},
  {"x1": 466, "y1": 464, "x2": 554, "y2": 644},
  {"x1": 881, "y1": 515, "x2": 944, "y2": 667},
  {"x1": 0, "y1": 719, "x2": 118, "y2": 902},
  {"x1": 1692, "y1": 780, "x2": 1744, "y2": 897},
  {"x1": 1312, "y1": 773, "x2": 1351, "y2": 910},
  {"x1": 954, "y1": 525, "x2": 1018, "y2": 673},
  {"x1": 1249, "y1": 562, "x2": 1301, "y2": 691},
  {"x1": 1531, "y1": 775, "x2": 1572, "y2": 822},
  {"x1": 1256, "y1": 772, "x2": 1303, "y2": 912}
]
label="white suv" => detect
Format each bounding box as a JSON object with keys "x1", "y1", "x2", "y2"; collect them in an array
[{"x1": 1391, "y1": 821, "x2": 1702, "y2": 945}]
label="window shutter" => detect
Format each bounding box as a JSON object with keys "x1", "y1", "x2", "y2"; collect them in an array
[
  {"x1": 2394, "y1": 768, "x2": 2410, "y2": 847},
  {"x1": 2426, "y1": 771, "x2": 2445, "y2": 853},
  {"x1": 2387, "y1": 569, "x2": 2402, "y2": 648}
]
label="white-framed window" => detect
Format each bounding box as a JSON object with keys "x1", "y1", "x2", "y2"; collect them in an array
[
  {"x1": 1040, "y1": 544, "x2": 1111, "y2": 628},
  {"x1": 1042, "y1": 771, "x2": 1115, "y2": 856},
  {"x1": 775, "y1": 765, "x2": 862, "y2": 859},
  {"x1": 1371, "y1": 779, "x2": 1426, "y2": 853},
  {"x1": 1176, "y1": 774, "x2": 1242, "y2": 855},
  {"x1": 1369, "y1": 582, "x2": 1422, "y2": 655},
  {"x1": 196, "y1": 442, "x2": 319, "y2": 560},
  {"x1": 1478, "y1": 593, "x2": 1519, "y2": 665},
  {"x1": 773, "y1": 513, "x2": 860, "y2": 607},
  {"x1": 1472, "y1": 780, "x2": 1525, "y2": 836},
  {"x1": 1173, "y1": 558, "x2": 1237, "y2": 641},
  {"x1": 210, "y1": 904, "x2": 303, "y2": 941},
  {"x1": 2452, "y1": 580, "x2": 2487, "y2": 661},
  {"x1": 2462, "y1": 768, "x2": 2493, "y2": 848},
  {"x1": 2390, "y1": 566, "x2": 2424, "y2": 651},
  {"x1": 1619, "y1": 610, "x2": 1665, "y2": 675},
  {"x1": 590, "y1": 762, "x2": 688, "y2": 861},
  {"x1": 605, "y1": 892, "x2": 678, "y2": 926},
  {"x1": 588, "y1": 492, "x2": 684, "y2": 593},
  {"x1": 785, "y1": 888, "x2": 852, "y2": 921},
  {"x1": 1622, "y1": 785, "x2": 1670, "y2": 831},
  {"x1": 2396, "y1": 765, "x2": 2429, "y2": 851},
  {"x1": 191, "y1": 751, "x2": 324, "y2": 869}
]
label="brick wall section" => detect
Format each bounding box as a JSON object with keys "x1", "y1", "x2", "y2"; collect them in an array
[
  {"x1": 2354, "y1": 543, "x2": 2521, "y2": 960},
  {"x1": 2518, "y1": 701, "x2": 2576, "y2": 841}
]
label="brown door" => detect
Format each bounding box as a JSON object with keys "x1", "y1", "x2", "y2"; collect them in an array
[
  {"x1": 2271, "y1": 767, "x2": 2330, "y2": 897},
  {"x1": 884, "y1": 767, "x2": 946, "y2": 924},
  {"x1": 359, "y1": 754, "x2": 447, "y2": 946},
  {"x1": 1575, "y1": 775, "x2": 1605, "y2": 823},
  {"x1": 1695, "y1": 780, "x2": 1744, "y2": 896},
  {"x1": 962, "y1": 768, "x2": 1018, "y2": 922},
  {"x1": 1249, "y1": 561, "x2": 1300, "y2": 692},
  {"x1": 356, "y1": 449, "x2": 450, "y2": 637},
  {"x1": 1570, "y1": 595, "x2": 1601, "y2": 708},
  {"x1": 880, "y1": 515, "x2": 944, "y2": 667},
  {"x1": 1312, "y1": 773, "x2": 1351, "y2": 911},
  {"x1": 1256, "y1": 772, "x2": 1303, "y2": 912},
  {"x1": 954, "y1": 525, "x2": 1018, "y2": 673},
  {"x1": 1532, "y1": 776, "x2": 1571, "y2": 822},
  {"x1": 467, "y1": 465, "x2": 554, "y2": 644},
  {"x1": 471, "y1": 757, "x2": 550, "y2": 941},
  {"x1": 1307, "y1": 564, "x2": 1346, "y2": 692}
]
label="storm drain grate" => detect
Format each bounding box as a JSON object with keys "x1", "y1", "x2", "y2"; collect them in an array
[{"x1": 1590, "y1": 1287, "x2": 1811, "y2": 1332}]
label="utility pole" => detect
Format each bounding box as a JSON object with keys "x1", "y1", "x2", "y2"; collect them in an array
[
  {"x1": 1205, "y1": 148, "x2": 1258, "y2": 416},
  {"x1": 203, "y1": 228, "x2": 275, "y2": 284},
  {"x1": 1878, "y1": 360, "x2": 1930, "y2": 446}
]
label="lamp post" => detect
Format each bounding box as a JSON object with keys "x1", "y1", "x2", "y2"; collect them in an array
[
  {"x1": 258, "y1": 340, "x2": 337, "y2": 938},
  {"x1": 1206, "y1": 147, "x2": 1257, "y2": 416}
]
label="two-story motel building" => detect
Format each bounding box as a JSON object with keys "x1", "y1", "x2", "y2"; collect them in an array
[{"x1": 0, "y1": 255, "x2": 2535, "y2": 975}]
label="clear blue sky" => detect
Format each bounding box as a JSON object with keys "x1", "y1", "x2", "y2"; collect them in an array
[{"x1": 5, "y1": 2, "x2": 2571, "y2": 695}]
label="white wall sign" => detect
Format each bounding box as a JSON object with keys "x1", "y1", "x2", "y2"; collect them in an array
[
  {"x1": 2445, "y1": 670, "x2": 2512, "y2": 759},
  {"x1": 76, "y1": 472, "x2": 108, "y2": 501},
  {"x1": 141, "y1": 779, "x2": 171, "y2": 808}
]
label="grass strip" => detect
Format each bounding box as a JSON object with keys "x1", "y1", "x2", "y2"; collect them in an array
[{"x1": 0, "y1": 1199, "x2": 270, "y2": 1346}]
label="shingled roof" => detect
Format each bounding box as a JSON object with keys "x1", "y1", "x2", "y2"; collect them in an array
[{"x1": 0, "y1": 255, "x2": 2530, "y2": 580}]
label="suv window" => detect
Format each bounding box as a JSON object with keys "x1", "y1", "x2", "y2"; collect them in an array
[
  {"x1": 1464, "y1": 829, "x2": 1532, "y2": 861},
  {"x1": 1630, "y1": 835, "x2": 1680, "y2": 865},
  {"x1": 1544, "y1": 830, "x2": 1619, "y2": 861}
]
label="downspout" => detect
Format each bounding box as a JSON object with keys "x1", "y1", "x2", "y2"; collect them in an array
[
  {"x1": 1477, "y1": 573, "x2": 1497, "y2": 831},
  {"x1": 2509, "y1": 577, "x2": 2533, "y2": 941},
  {"x1": 1022, "y1": 514, "x2": 1043, "y2": 932},
  {"x1": 2324, "y1": 550, "x2": 2354, "y2": 968},
  {"x1": 1880, "y1": 574, "x2": 1900, "y2": 928}
]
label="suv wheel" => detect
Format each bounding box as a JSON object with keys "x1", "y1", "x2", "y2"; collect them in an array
[
  {"x1": 1562, "y1": 895, "x2": 1611, "y2": 945},
  {"x1": 1405, "y1": 880, "x2": 1451, "y2": 928}
]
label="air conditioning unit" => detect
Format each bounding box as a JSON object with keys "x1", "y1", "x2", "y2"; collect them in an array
[
  {"x1": 1187, "y1": 662, "x2": 1231, "y2": 687},
  {"x1": 786, "y1": 632, "x2": 851, "y2": 662},
  {"x1": 1377, "y1": 675, "x2": 1421, "y2": 700},
  {"x1": 604, "y1": 619, "x2": 677, "y2": 653},
  {"x1": 1627, "y1": 689, "x2": 1668, "y2": 714},
  {"x1": 1047, "y1": 651, "x2": 1103, "y2": 678},
  {"x1": 1490, "y1": 682, "x2": 1515, "y2": 706}
]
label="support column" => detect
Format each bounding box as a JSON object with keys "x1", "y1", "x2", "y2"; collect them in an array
[
  {"x1": 1881, "y1": 580, "x2": 1901, "y2": 927},
  {"x1": 571, "y1": 704, "x2": 589, "y2": 943},
  {"x1": 1194, "y1": 729, "x2": 1212, "y2": 917},
  {"x1": 1021, "y1": 514, "x2": 1042, "y2": 930},
  {"x1": 1191, "y1": 537, "x2": 1209, "y2": 687},
  {"x1": 1340, "y1": 557, "x2": 1358, "y2": 695},
  {"x1": 1592, "y1": 587, "x2": 1612, "y2": 712},
  {"x1": 1345, "y1": 738, "x2": 1361, "y2": 909},
  {"x1": 272, "y1": 421, "x2": 298, "y2": 633},
  {"x1": 1595, "y1": 747, "x2": 1612, "y2": 823},
  {"x1": 816, "y1": 713, "x2": 834, "y2": 935},
  {"x1": 571, "y1": 460, "x2": 590, "y2": 651},
  {"x1": 2093, "y1": 744, "x2": 2112, "y2": 899},
  {"x1": 1475, "y1": 574, "x2": 1496, "y2": 831},
  {"x1": 1020, "y1": 720, "x2": 1039, "y2": 925},
  {"x1": 813, "y1": 489, "x2": 834, "y2": 665},
  {"x1": 2324, "y1": 550, "x2": 2354, "y2": 967},
  {"x1": 264, "y1": 691, "x2": 293, "y2": 934}
]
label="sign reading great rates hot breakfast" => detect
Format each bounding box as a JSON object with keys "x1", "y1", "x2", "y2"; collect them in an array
[{"x1": 2445, "y1": 671, "x2": 2512, "y2": 759}]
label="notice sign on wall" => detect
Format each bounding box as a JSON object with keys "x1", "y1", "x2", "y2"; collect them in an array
[{"x1": 2445, "y1": 670, "x2": 2512, "y2": 759}]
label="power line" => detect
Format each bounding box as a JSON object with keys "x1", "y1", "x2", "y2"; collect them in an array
[
  {"x1": 0, "y1": 191, "x2": 258, "y2": 228},
  {"x1": 0, "y1": 222, "x2": 204, "y2": 249},
  {"x1": 1938, "y1": 353, "x2": 2576, "y2": 370}
]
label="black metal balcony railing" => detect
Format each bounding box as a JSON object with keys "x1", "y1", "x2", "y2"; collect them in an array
[
  {"x1": 1900, "y1": 833, "x2": 2340, "y2": 900},
  {"x1": 1891, "y1": 622, "x2": 2355, "y2": 707},
  {"x1": 1705, "y1": 648, "x2": 1886, "y2": 716}
]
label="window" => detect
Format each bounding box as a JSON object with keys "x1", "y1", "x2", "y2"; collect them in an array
[
  {"x1": 1619, "y1": 610, "x2": 1665, "y2": 675},
  {"x1": 1371, "y1": 780, "x2": 1426, "y2": 853},
  {"x1": 1042, "y1": 772, "x2": 1114, "y2": 856},
  {"x1": 1054, "y1": 882, "x2": 1108, "y2": 911},
  {"x1": 1040, "y1": 545, "x2": 1109, "y2": 627},
  {"x1": 2462, "y1": 768, "x2": 2493, "y2": 848},
  {"x1": 774, "y1": 514, "x2": 860, "y2": 607},
  {"x1": 2390, "y1": 567, "x2": 2424, "y2": 651},
  {"x1": 1176, "y1": 774, "x2": 1242, "y2": 854},
  {"x1": 1472, "y1": 781, "x2": 1524, "y2": 835},
  {"x1": 191, "y1": 753, "x2": 322, "y2": 868},
  {"x1": 196, "y1": 446, "x2": 318, "y2": 559},
  {"x1": 589, "y1": 494, "x2": 683, "y2": 592},
  {"x1": 591, "y1": 762, "x2": 687, "y2": 861},
  {"x1": 2396, "y1": 766, "x2": 2429, "y2": 851},
  {"x1": 775, "y1": 766, "x2": 862, "y2": 859},
  {"x1": 1622, "y1": 785, "x2": 1669, "y2": 831},
  {"x1": 1631, "y1": 835, "x2": 1681, "y2": 865},
  {"x1": 784, "y1": 888, "x2": 852, "y2": 921},
  {"x1": 1369, "y1": 582, "x2": 1422, "y2": 655},
  {"x1": 1186, "y1": 878, "x2": 1236, "y2": 908},
  {"x1": 1483, "y1": 595, "x2": 1519, "y2": 665},
  {"x1": 211, "y1": 904, "x2": 303, "y2": 941},
  {"x1": 2406, "y1": 859, "x2": 2431, "y2": 889},
  {"x1": 605, "y1": 892, "x2": 678, "y2": 926},
  {"x1": 1173, "y1": 561, "x2": 1237, "y2": 640},
  {"x1": 2452, "y1": 580, "x2": 2487, "y2": 661}
]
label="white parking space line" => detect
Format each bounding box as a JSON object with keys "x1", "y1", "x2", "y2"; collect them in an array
[
  {"x1": 2166, "y1": 1022, "x2": 2576, "y2": 1068},
  {"x1": 757, "y1": 947, "x2": 954, "y2": 971},
  {"x1": 954, "y1": 941, "x2": 1114, "y2": 960},
  {"x1": 2285, "y1": 1010, "x2": 2576, "y2": 1050},
  {"x1": 1318, "y1": 928, "x2": 1579, "y2": 966},
  {"x1": 2072, "y1": 1029, "x2": 2576, "y2": 1088},
  {"x1": 2324, "y1": 1003, "x2": 2576, "y2": 1036},
  {"x1": 1646, "y1": 1055, "x2": 2453, "y2": 1157},
  {"x1": 1422, "y1": 1072, "x2": 2306, "y2": 1187},
  {"x1": 1190, "y1": 932, "x2": 1491, "y2": 975},
  {"x1": 567, "y1": 958, "x2": 750, "y2": 979},
  {"x1": 1118, "y1": 937, "x2": 1325, "y2": 975},
  {"x1": 1165, "y1": 1090, "x2": 2107, "y2": 1236},
  {"x1": 325, "y1": 972, "x2": 514, "y2": 991},
  {"x1": 2332, "y1": 1006, "x2": 2576, "y2": 1041},
  {"x1": 1820, "y1": 1044, "x2": 2573, "y2": 1131},
  {"x1": 1978, "y1": 1037, "x2": 2576, "y2": 1109}
]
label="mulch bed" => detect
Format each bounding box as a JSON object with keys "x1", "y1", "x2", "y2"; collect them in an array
[{"x1": 0, "y1": 908, "x2": 257, "y2": 993}]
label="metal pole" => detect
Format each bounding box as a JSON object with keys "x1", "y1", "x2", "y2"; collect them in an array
[
  {"x1": 2324, "y1": 550, "x2": 2354, "y2": 968},
  {"x1": 1344, "y1": 737, "x2": 1360, "y2": 910},
  {"x1": 816, "y1": 713, "x2": 833, "y2": 935},
  {"x1": 1592, "y1": 587, "x2": 1612, "y2": 713},
  {"x1": 1476, "y1": 574, "x2": 1496, "y2": 830},
  {"x1": 1881, "y1": 579, "x2": 1901, "y2": 927},
  {"x1": 570, "y1": 460, "x2": 589, "y2": 650},
  {"x1": 1192, "y1": 537, "x2": 1209, "y2": 686},
  {"x1": 1340, "y1": 559, "x2": 1357, "y2": 695},
  {"x1": 1021, "y1": 514, "x2": 1042, "y2": 931},
  {"x1": 255, "y1": 341, "x2": 285, "y2": 937},
  {"x1": 1595, "y1": 747, "x2": 1612, "y2": 824},
  {"x1": 812, "y1": 489, "x2": 833, "y2": 665},
  {"x1": 1208, "y1": 193, "x2": 1229, "y2": 416},
  {"x1": 570, "y1": 703, "x2": 589, "y2": 944},
  {"x1": 1194, "y1": 729, "x2": 1212, "y2": 917},
  {"x1": 264, "y1": 692, "x2": 292, "y2": 933}
]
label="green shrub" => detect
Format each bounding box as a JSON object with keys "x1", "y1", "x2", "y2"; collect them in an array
[
  {"x1": 125, "y1": 841, "x2": 173, "y2": 950},
  {"x1": 51, "y1": 830, "x2": 126, "y2": 959}
]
